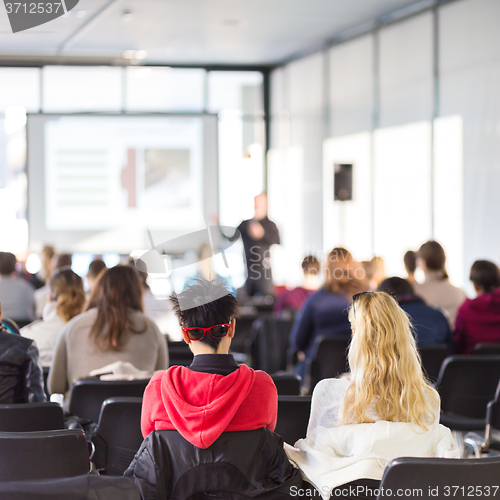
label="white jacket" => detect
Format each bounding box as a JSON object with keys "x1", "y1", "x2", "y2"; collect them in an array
[
  {"x1": 284, "y1": 378, "x2": 459, "y2": 500},
  {"x1": 21, "y1": 302, "x2": 65, "y2": 368}
]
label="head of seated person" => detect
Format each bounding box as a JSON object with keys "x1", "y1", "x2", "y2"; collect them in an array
[
  {"x1": 0, "y1": 252, "x2": 17, "y2": 278},
  {"x1": 323, "y1": 247, "x2": 368, "y2": 298},
  {"x1": 49, "y1": 268, "x2": 86, "y2": 323},
  {"x1": 86, "y1": 258, "x2": 107, "y2": 294},
  {"x1": 469, "y1": 260, "x2": 500, "y2": 297},
  {"x1": 417, "y1": 240, "x2": 448, "y2": 279},
  {"x1": 171, "y1": 278, "x2": 238, "y2": 355},
  {"x1": 378, "y1": 276, "x2": 415, "y2": 301}
]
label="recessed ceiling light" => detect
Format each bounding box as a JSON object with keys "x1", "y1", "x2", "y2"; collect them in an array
[
  {"x1": 122, "y1": 50, "x2": 148, "y2": 60},
  {"x1": 122, "y1": 10, "x2": 133, "y2": 22},
  {"x1": 222, "y1": 19, "x2": 248, "y2": 27}
]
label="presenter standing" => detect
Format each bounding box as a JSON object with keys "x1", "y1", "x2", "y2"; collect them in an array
[{"x1": 237, "y1": 193, "x2": 280, "y2": 296}]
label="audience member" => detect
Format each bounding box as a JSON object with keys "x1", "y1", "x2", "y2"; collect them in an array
[
  {"x1": 362, "y1": 256, "x2": 386, "y2": 290},
  {"x1": 0, "y1": 251, "x2": 36, "y2": 324},
  {"x1": 285, "y1": 291, "x2": 459, "y2": 499},
  {"x1": 404, "y1": 250, "x2": 418, "y2": 285},
  {"x1": 0, "y1": 301, "x2": 45, "y2": 403},
  {"x1": 38, "y1": 245, "x2": 56, "y2": 283},
  {"x1": 290, "y1": 247, "x2": 367, "y2": 378},
  {"x1": 274, "y1": 255, "x2": 321, "y2": 316},
  {"x1": 34, "y1": 252, "x2": 73, "y2": 318},
  {"x1": 87, "y1": 258, "x2": 107, "y2": 295},
  {"x1": 415, "y1": 241, "x2": 466, "y2": 326},
  {"x1": 21, "y1": 269, "x2": 86, "y2": 368},
  {"x1": 378, "y1": 277, "x2": 452, "y2": 352},
  {"x1": 48, "y1": 265, "x2": 168, "y2": 401},
  {"x1": 141, "y1": 278, "x2": 277, "y2": 445},
  {"x1": 455, "y1": 260, "x2": 500, "y2": 354}
]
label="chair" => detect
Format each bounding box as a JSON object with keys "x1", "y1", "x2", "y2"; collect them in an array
[
  {"x1": 0, "y1": 402, "x2": 64, "y2": 432},
  {"x1": 231, "y1": 313, "x2": 258, "y2": 353},
  {"x1": 377, "y1": 456, "x2": 500, "y2": 500},
  {"x1": 275, "y1": 395, "x2": 312, "y2": 445},
  {"x1": 0, "y1": 429, "x2": 90, "y2": 481},
  {"x1": 271, "y1": 374, "x2": 301, "y2": 395},
  {"x1": 418, "y1": 344, "x2": 447, "y2": 383},
  {"x1": 167, "y1": 340, "x2": 193, "y2": 366},
  {"x1": 246, "y1": 316, "x2": 294, "y2": 373},
  {"x1": 0, "y1": 475, "x2": 140, "y2": 500},
  {"x1": 472, "y1": 343, "x2": 500, "y2": 355},
  {"x1": 436, "y1": 355, "x2": 500, "y2": 430},
  {"x1": 42, "y1": 366, "x2": 50, "y2": 400},
  {"x1": 69, "y1": 379, "x2": 150, "y2": 423},
  {"x1": 91, "y1": 397, "x2": 143, "y2": 475},
  {"x1": 306, "y1": 336, "x2": 350, "y2": 391}
]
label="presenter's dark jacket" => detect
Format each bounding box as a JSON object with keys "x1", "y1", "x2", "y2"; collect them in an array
[{"x1": 0, "y1": 329, "x2": 45, "y2": 404}]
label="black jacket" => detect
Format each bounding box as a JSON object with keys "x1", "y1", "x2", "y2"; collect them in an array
[
  {"x1": 124, "y1": 428, "x2": 303, "y2": 500},
  {"x1": 0, "y1": 330, "x2": 45, "y2": 404}
]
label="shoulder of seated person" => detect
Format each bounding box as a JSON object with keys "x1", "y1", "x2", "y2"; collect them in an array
[{"x1": 314, "y1": 376, "x2": 349, "y2": 394}]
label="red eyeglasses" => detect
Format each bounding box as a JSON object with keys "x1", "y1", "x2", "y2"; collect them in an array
[{"x1": 182, "y1": 323, "x2": 231, "y2": 341}]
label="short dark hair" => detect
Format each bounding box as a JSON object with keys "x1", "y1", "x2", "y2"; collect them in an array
[
  {"x1": 170, "y1": 278, "x2": 238, "y2": 351},
  {"x1": 55, "y1": 253, "x2": 73, "y2": 269},
  {"x1": 404, "y1": 251, "x2": 417, "y2": 274},
  {"x1": 0, "y1": 252, "x2": 17, "y2": 276},
  {"x1": 88, "y1": 259, "x2": 107, "y2": 279},
  {"x1": 470, "y1": 260, "x2": 500, "y2": 294},
  {"x1": 378, "y1": 277, "x2": 414, "y2": 298},
  {"x1": 418, "y1": 241, "x2": 448, "y2": 277},
  {"x1": 302, "y1": 255, "x2": 320, "y2": 275}
]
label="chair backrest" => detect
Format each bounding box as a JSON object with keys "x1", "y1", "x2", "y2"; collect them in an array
[
  {"x1": 472, "y1": 343, "x2": 500, "y2": 355},
  {"x1": 307, "y1": 336, "x2": 350, "y2": 391},
  {"x1": 69, "y1": 379, "x2": 150, "y2": 423},
  {"x1": 271, "y1": 374, "x2": 301, "y2": 395},
  {"x1": 0, "y1": 429, "x2": 90, "y2": 481},
  {"x1": 247, "y1": 317, "x2": 294, "y2": 373},
  {"x1": 231, "y1": 313, "x2": 258, "y2": 353},
  {"x1": 92, "y1": 397, "x2": 143, "y2": 475},
  {"x1": 275, "y1": 395, "x2": 312, "y2": 445},
  {"x1": 436, "y1": 355, "x2": 500, "y2": 419},
  {"x1": 0, "y1": 475, "x2": 140, "y2": 500},
  {"x1": 378, "y1": 456, "x2": 500, "y2": 499},
  {"x1": 0, "y1": 402, "x2": 64, "y2": 432},
  {"x1": 418, "y1": 344, "x2": 447, "y2": 383},
  {"x1": 167, "y1": 340, "x2": 193, "y2": 367}
]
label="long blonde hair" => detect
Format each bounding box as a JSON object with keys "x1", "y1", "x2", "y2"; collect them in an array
[{"x1": 339, "y1": 291, "x2": 439, "y2": 430}]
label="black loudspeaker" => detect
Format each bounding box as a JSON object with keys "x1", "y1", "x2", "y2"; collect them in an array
[{"x1": 334, "y1": 163, "x2": 353, "y2": 201}]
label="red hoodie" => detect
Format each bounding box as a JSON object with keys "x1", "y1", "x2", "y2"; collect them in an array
[
  {"x1": 455, "y1": 288, "x2": 500, "y2": 354},
  {"x1": 141, "y1": 363, "x2": 278, "y2": 449}
]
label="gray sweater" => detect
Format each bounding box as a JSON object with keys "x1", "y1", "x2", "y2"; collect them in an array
[{"x1": 48, "y1": 308, "x2": 169, "y2": 400}]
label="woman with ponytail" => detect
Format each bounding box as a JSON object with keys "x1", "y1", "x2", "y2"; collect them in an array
[
  {"x1": 48, "y1": 266, "x2": 168, "y2": 401},
  {"x1": 285, "y1": 291, "x2": 459, "y2": 500},
  {"x1": 22, "y1": 269, "x2": 85, "y2": 368}
]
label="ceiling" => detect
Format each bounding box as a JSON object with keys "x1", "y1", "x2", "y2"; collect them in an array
[{"x1": 0, "y1": 0, "x2": 424, "y2": 66}]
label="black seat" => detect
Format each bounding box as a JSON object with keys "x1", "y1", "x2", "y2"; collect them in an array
[
  {"x1": 0, "y1": 429, "x2": 90, "y2": 481},
  {"x1": 167, "y1": 340, "x2": 194, "y2": 366},
  {"x1": 306, "y1": 336, "x2": 350, "y2": 391},
  {"x1": 275, "y1": 395, "x2": 311, "y2": 445},
  {"x1": 0, "y1": 475, "x2": 140, "y2": 500},
  {"x1": 92, "y1": 397, "x2": 143, "y2": 475},
  {"x1": 472, "y1": 343, "x2": 500, "y2": 355},
  {"x1": 271, "y1": 374, "x2": 301, "y2": 395},
  {"x1": 0, "y1": 402, "x2": 64, "y2": 432},
  {"x1": 246, "y1": 316, "x2": 294, "y2": 373},
  {"x1": 230, "y1": 313, "x2": 258, "y2": 353},
  {"x1": 418, "y1": 344, "x2": 447, "y2": 383},
  {"x1": 69, "y1": 379, "x2": 150, "y2": 423},
  {"x1": 377, "y1": 456, "x2": 500, "y2": 500},
  {"x1": 436, "y1": 355, "x2": 500, "y2": 430}
]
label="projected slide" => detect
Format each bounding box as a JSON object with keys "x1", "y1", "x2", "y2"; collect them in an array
[
  {"x1": 44, "y1": 116, "x2": 203, "y2": 231},
  {"x1": 28, "y1": 114, "x2": 219, "y2": 253}
]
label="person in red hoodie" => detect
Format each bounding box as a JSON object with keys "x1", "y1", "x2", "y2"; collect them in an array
[
  {"x1": 141, "y1": 278, "x2": 278, "y2": 449},
  {"x1": 455, "y1": 260, "x2": 500, "y2": 354}
]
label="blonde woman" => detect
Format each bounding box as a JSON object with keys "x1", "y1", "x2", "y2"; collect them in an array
[
  {"x1": 22, "y1": 268, "x2": 86, "y2": 368},
  {"x1": 285, "y1": 291, "x2": 459, "y2": 500}
]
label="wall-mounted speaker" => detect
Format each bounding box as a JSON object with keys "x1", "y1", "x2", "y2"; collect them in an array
[{"x1": 334, "y1": 163, "x2": 353, "y2": 201}]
